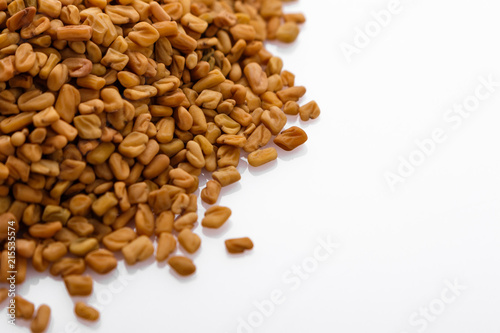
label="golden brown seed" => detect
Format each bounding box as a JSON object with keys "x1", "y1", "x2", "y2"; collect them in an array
[
  {"x1": 173, "y1": 212, "x2": 198, "y2": 232},
  {"x1": 248, "y1": 147, "x2": 278, "y2": 167},
  {"x1": 6, "y1": 7, "x2": 36, "y2": 31},
  {"x1": 14, "y1": 295, "x2": 35, "y2": 319},
  {"x1": 244, "y1": 62, "x2": 268, "y2": 95},
  {"x1": 50, "y1": 258, "x2": 85, "y2": 277},
  {"x1": 225, "y1": 237, "x2": 254, "y2": 253},
  {"x1": 178, "y1": 229, "x2": 201, "y2": 254},
  {"x1": 30, "y1": 304, "x2": 51, "y2": 333},
  {"x1": 155, "y1": 211, "x2": 174, "y2": 234},
  {"x1": 243, "y1": 124, "x2": 272, "y2": 153},
  {"x1": 261, "y1": 107, "x2": 287, "y2": 135},
  {"x1": 212, "y1": 166, "x2": 241, "y2": 187},
  {"x1": 57, "y1": 25, "x2": 93, "y2": 41},
  {"x1": 200, "y1": 178, "x2": 221, "y2": 203},
  {"x1": 283, "y1": 101, "x2": 300, "y2": 115},
  {"x1": 129, "y1": 22, "x2": 160, "y2": 47},
  {"x1": 69, "y1": 194, "x2": 92, "y2": 216},
  {"x1": 14, "y1": 43, "x2": 36, "y2": 73},
  {"x1": 156, "y1": 232, "x2": 176, "y2": 261},
  {"x1": 136, "y1": 203, "x2": 155, "y2": 236},
  {"x1": 64, "y1": 275, "x2": 93, "y2": 296},
  {"x1": 284, "y1": 13, "x2": 306, "y2": 24},
  {"x1": 169, "y1": 168, "x2": 195, "y2": 188},
  {"x1": 62, "y1": 58, "x2": 93, "y2": 78},
  {"x1": 168, "y1": 256, "x2": 196, "y2": 276},
  {"x1": 85, "y1": 249, "x2": 118, "y2": 274},
  {"x1": 122, "y1": 235, "x2": 154, "y2": 265},
  {"x1": 47, "y1": 63, "x2": 68, "y2": 91},
  {"x1": 18, "y1": 90, "x2": 55, "y2": 111},
  {"x1": 185, "y1": 140, "x2": 205, "y2": 168},
  {"x1": 276, "y1": 22, "x2": 300, "y2": 43},
  {"x1": 17, "y1": 239, "x2": 36, "y2": 258},
  {"x1": 202, "y1": 206, "x2": 231, "y2": 229},
  {"x1": 91, "y1": 192, "x2": 118, "y2": 216},
  {"x1": 119, "y1": 132, "x2": 149, "y2": 158},
  {"x1": 299, "y1": 100, "x2": 321, "y2": 121},
  {"x1": 75, "y1": 302, "x2": 100, "y2": 321},
  {"x1": 0, "y1": 288, "x2": 7, "y2": 303},
  {"x1": 102, "y1": 227, "x2": 136, "y2": 251},
  {"x1": 42, "y1": 241, "x2": 67, "y2": 262},
  {"x1": 181, "y1": 13, "x2": 208, "y2": 33},
  {"x1": 69, "y1": 238, "x2": 99, "y2": 257},
  {"x1": 230, "y1": 24, "x2": 256, "y2": 41},
  {"x1": 29, "y1": 221, "x2": 62, "y2": 238},
  {"x1": 276, "y1": 86, "x2": 306, "y2": 103},
  {"x1": 273, "y1": 126, "x2": 308, "y2": 151},
  {"x1": 67, "y1": 216, "x2": 94, "y2": 237}
]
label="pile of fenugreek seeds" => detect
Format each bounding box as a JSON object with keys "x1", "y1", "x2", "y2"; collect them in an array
[{"x1": 0, "y1": 0, "x2": 320, "y2": 331}]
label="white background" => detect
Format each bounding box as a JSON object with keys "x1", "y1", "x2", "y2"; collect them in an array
[{"x1": 3, "y1": 0, "x2": 500, "y2": 332}]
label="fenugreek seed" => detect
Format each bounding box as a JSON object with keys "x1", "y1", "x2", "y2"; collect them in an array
[
  {"x1": 0, "y1": 288, "x2": 7, "y2": 303},
  {"x1": 102, "y1": 227, "x2": 136, "y2": 251},
  {"x1": 122, "y1": 235, "x2": 154, "y2": 265},
  {"x1": 276, "y1": 22, "x2": 300, "y2": 43},
  {"x1": 173, "y1": 212, "x2": 198, "y2": 231},
  {"x1": 299, "y1": 100, "x2": 321, "y2": 121},
  {"x1": 64, "y1": 275, "x2": 93, "y2": 296},
  {"x1": 42, "y1": 241, "x2": 67, "y2": 261},
  {"x1": 75, "y1": 302, "x2": 100, "y2": 321},
  {"x1": 69, "y1": 238, "x2": 99, "y2": 256},
  {"x1": 30, "y1": 304, "x2": 50, "y2": 333},
  {"x1": 261, "y1": 106, "x2": 287, "y2": 135},
  {"x1": 225, "y1": 237, "x2": 254, "y2": 253},
  {"x1": 168, "y1": 256, "x2": 196, "y2": 276},
  {"x1": 6, "y1": 7, "x2": 35, "y2": 31},
  {"x1": 202, "y1": 206, "x2": 231, "y2": 229},
  {"x1": 29, "y1": 221, "x2": 62, "y2": 238},
  {"x1": 57, "y1": 25, "x2": 92, "y2": 41},
  {"x1": 273, "y1": 126, "x2": 308, "y2": 151},
  {"x1": 85, "y1": 249, "x2": 117, "y2": 274},
  {"x1": 212, "y1": 166, "x2": 241, "y2": 187},
  {"x1": 14, "y1": 295, "x2": 34, "y2": 319},
  {"x1": 156, "y1": 232, "x2": 176, "y2": 261},
  {"x1": 200, "y1": 180, "x2": 221, "y2": 205},
  {"x1": 244, "y1": 62, "x2": 268, "y2": 95},
  {"x1": 248, "y1": 147, "x2": 278, "y2": 167},
  {"x1": 178, "y1": 229, "x2": 201, "y2": 254},
  {"x1": 50, "y1": 258, "x2": 85, "y2": 277}
]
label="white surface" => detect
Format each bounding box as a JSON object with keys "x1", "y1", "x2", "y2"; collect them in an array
[{"x1": 3, "y1": 0, "x2": 500, "y2": 332}]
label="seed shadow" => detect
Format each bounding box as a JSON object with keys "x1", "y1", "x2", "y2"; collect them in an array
[
  {"x1": 75, "y1": 309, "x2": 102, "y2": 330},
  {"x1": 201, "y1": 220, "x2": 232, "y2": 239},
  {"x1": 247, "y1": 159, "x2": 279, "y2": 176},
  {"x1": 123, "y1": 255, "x2": 156, "y2": 275},
  {"x1": 16, "y1": 265, "x2": 45, "y2": 296},
  {"x1": 167, "y1": 268, "x2": 197, "y2": 283},
  {"x1": 156, "y1": 259, "x2": 168, "y2": 269},
  {"x1": 225, "y1": 250, "x2": 254, "y2": 260},
  {"x1": 266, "y1": 39, "x2": 301, "y2": 56},
  {"x1": 13, "y1": 317, "x2": 31, "y2": 330},
  {"x1": 237, "y1": 158, "x2": 248, "y2": 175},
  {"x1": 275, "y1": 141, "x2": 309, "y2": 162},
  {"x1": 177, "y1": 245, "x2": 202, "y2": 261},
  {"x1": 87, "y1": 269, "x2": 120, "y2": 286},
  {"x1": 218, "y1": 182, "x2": 243, "y2": 199}
]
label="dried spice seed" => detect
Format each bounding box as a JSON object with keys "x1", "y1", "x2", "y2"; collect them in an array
[{"x1": 0, "y1": 0, "x2": 318, "y2": 326}]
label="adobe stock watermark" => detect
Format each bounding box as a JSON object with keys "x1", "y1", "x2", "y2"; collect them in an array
[
  {"x1": 5, "y1": 220, "x2": 17, "y2": 326},
  {"x1": 385, "y1": 74, "x2": 499, "y2": 191},
  {"x1": 340, "y1": 0, "x2": 406, "y2": 63},
  {"x1": 235, "y1": 235, "x2": 340, "y2": 333},
  {"x1": 59, "y1": 270, "x2": 134, "y2": 333},
  {"x1": 400, "y1": 279, "x2": 466, "y2": 333}
]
